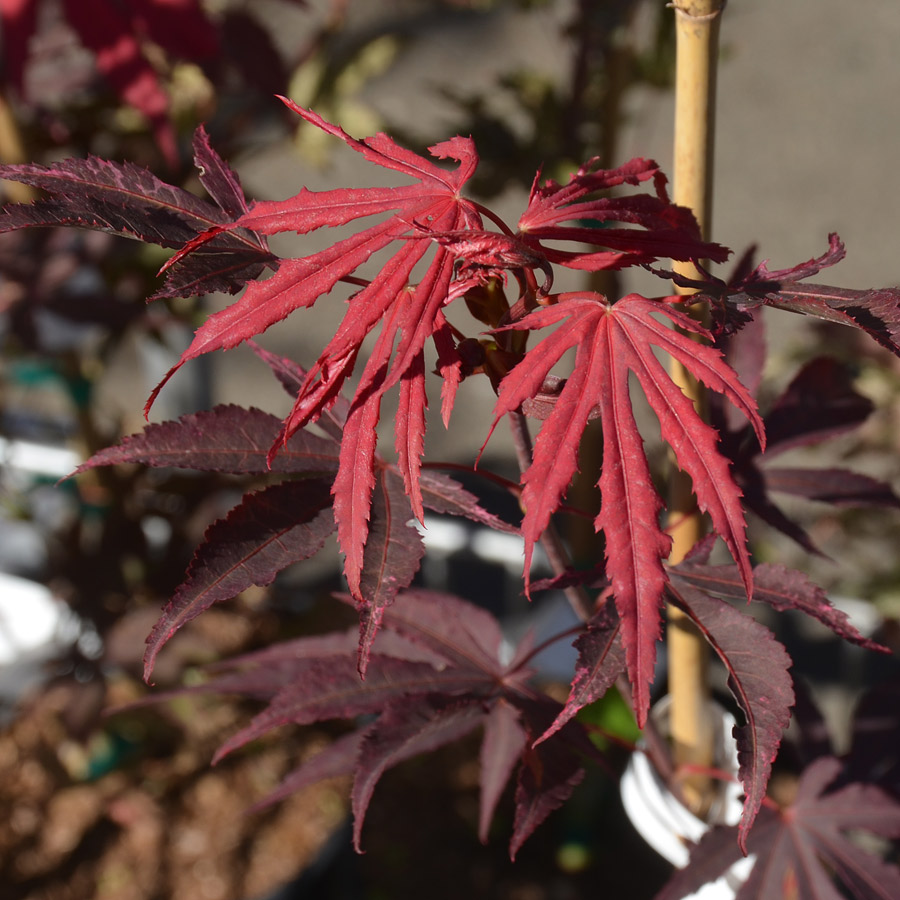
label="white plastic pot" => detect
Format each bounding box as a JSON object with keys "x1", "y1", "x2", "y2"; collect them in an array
[{"x1": 620, "y1": 697, "x2": 755, "y2": 899}]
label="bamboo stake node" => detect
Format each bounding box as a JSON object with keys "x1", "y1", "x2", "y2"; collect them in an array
[{"x1": 669, "y1": 1, "x2": 727, "y2": 20}]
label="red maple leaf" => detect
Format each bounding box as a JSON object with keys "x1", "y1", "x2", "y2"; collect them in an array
[
  {"x1": 489, "y1": 292, "x2": 765, "y2": 725},
  {"x1": 151, "y1": 99, "x2": 482, "y2": 600},
  {"x1": 517, "y1": 156, "x2": 730, "y2": 272}
]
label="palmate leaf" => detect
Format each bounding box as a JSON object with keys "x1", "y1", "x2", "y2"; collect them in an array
[
  {"x1": 665, "y1": 580, "x2": 794, "y2": 850},
  {"x1": 755, "y1": 357, "x2": 874, "y2": 455},
  {"x1": 509, "y1": 698, "x2": 594, "y2": 860},
  {"x1": 490, "y1": 292, "x2": 764, "y2": 726},
  {"x1": 350, "y1": 697, "x2": 486, "y2": 851},
  {"x1": 512, "y1": 742, "x2": 586, "y2": 861},
  {"x1": 714, "y1": 355, "x2": 900, "y2": 553},
  {"x1": 759, "y1": 282, "x2": 900, "y2": 356},
  {"x1": 211, "y1": 651, "x2": 492, "y2": 764},
  {"x1": 173, "y1": 589, "x2": 592, "y2": 858},
  {"x1": 247, "y1": 731, "x2": 364, "y2": 815},
  {"x1": 0, "y1": 127, "x2": 275, "y2": 297},
  {"x1": 150, "y1": 99, "x2": 480, "y2": 428},
  {"x1": 665, "y1": 558, "x2": 889, "y2": 853},
  {"x1": 699, "y1": 234, "x2": 900, "y2": 357},
  {"x1": 656, "y1": 758, "x2": 900, "y2": 900},
  {"x1": 76, "y1": 392, "x2": 514, "y2": 678},
  {"x1": 517, "y1": 157, "x2": 729, "y2": 272}
]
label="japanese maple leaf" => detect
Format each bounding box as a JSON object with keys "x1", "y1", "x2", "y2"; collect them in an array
[
  {"x1": 0, "y1": 126, "x2": 276, "y2": 298},
  {"x1": 152, "y1": 100, "x2": 480, "y2": 417},
  {"x1": 656, "y1": 757, "x2": 900, "y2": 900},
  {"x1": 665, "y1": 556, "x2": 890, "y2": 846},
  {"x1": 149, "y1": 101, "x2": 482, "y2": 589},
  {"x1": 669, "y1": 558, "x2": 889, "y2": 656},
  {"x1": 713, "y1": 354, "x2": 900, "y2": 554},
  {"x1": 490, "y1": 292, "x2": 765, "y2": 726},
  {"x1": 666, "y1": 579, "x2": 794, "y2": 850},
  {"x1": 165, "y1": 589, "x2": 597, "y2": 858},
  {"x1": 685, "y1": 233, "x2": 900, "y2": 358},
  {"x1": 76, "y1": 345, "x2": 518, "y2": 679},
  {"x1": 516, "y1": 156, "x2": 730, "y2": 273},
  {"x1": 0, "y1": 0, "x2": 219, "y2": 167}
]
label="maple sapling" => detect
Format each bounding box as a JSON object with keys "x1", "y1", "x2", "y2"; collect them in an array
[{"x1": 1, "y1": 82, "x2": 899, "y2": 894}]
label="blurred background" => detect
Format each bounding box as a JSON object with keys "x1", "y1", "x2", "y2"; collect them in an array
[{"x1": 1, "y1": 1, "x2": 898, "y2": 898}]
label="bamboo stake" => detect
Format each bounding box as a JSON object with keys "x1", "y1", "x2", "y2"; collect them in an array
[{"x1": 666, "y1": 0, "x2": 725, "y2": 816}]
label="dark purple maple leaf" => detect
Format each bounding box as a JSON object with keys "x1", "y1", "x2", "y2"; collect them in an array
[
  {"x1": 508, "y1": 697, "x2": 596, "y2": 860},
  {"x1": 666, "y1": 579, "x2": 794, "y2": 850},
  {"x1": 752, "y1": 357, "x2": 873, "y2": 455},
  {"x1": 665, "y1": 558, "x2": 891, "y2": 852},
  {"x1": 535, "y1": 602, "x2": 624, "y2": 745},
  {"x1": 350, "y1": 697, "x2": 486, "y2": 851},
  {"x1": 143, "y1": 479, "x2": 335, "y2": 681},
  {"x1": 479, "y1": 699, "x2": 529, "y2": 843},
  {"x1": 670, "y1": 559, "x2": 890, "y2": 655},
  {"x1": 72, "y1": 404, "x2": 338, "y2": 477},
  {"x1": 247, "y1": 731, "x2": 364, "y2": 815},
  {"x1": 512, "y1": 740, "x2": 586, "y2": 860},
  {"x1": 664, "y1": 233, "x2": 900, "y2": 361},
  {"x1": 688, "y1": 233, "x2": 900, "y2": 358},
  {"x1": 165, "y1": 589, "x2": 598, "y2": 857},
  {"x1": 212, "y1": 651, "x2": 490, "y2": 764},
  {"x1": 488, "y1": 291, "x2": 764, "y2": 726},
  {"x1": 76, "y1": 382, "x2": 517, "y2": 678},
  {"x1": 0, "y1": 127, "x2": 276, "y2": 298},
  {"x1": 711, "y1": 351, "x2": 900, "y2": 553},
  {"x1": 655, "y1": 757, "x2": 900, "y2": 900}
]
